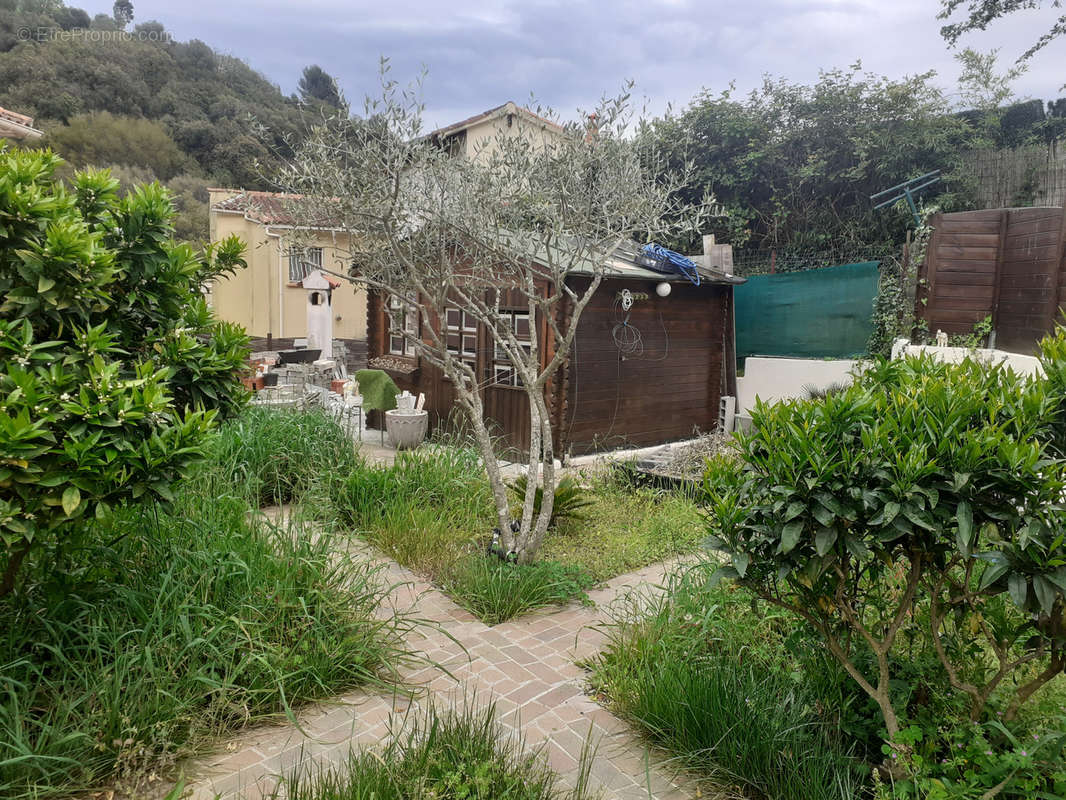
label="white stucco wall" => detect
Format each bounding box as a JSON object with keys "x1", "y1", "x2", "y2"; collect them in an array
[
  {"x1": 892, "y1": 341, "x2": 1044, "y2": 378},
  {"x1": 736, "y1": 357, "x2": 859, "y2": 415}
]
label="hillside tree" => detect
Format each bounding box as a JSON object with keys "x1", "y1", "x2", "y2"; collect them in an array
[
  {"x1": 112, "y1": 0, "x2": 133, "y2": 28},
  {"x1": 643, "y1": 64, "x2": 979, "y2": 252},
  {"x1": 298, "y1": 65, "x2": 343, "y2": 110}
]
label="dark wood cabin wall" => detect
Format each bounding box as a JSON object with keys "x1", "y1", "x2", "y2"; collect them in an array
[
  {"x1": 561, "y1": 277, "x2": 727, "y2": 456},
  {"x1": 365, "y1": 287, "x2": 542, "y2": 455}
]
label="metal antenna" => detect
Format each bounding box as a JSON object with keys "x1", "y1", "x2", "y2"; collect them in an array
[{"x1": 870, "y1": 170, "x2": 941, "y2": 227}]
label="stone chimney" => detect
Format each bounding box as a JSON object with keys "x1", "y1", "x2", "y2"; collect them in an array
[{"x1": 687, "y1": 234, "x2": 734, "y2": 276}]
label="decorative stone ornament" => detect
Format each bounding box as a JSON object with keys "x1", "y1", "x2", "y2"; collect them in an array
[
  {"x1": 385, "y1": 408, "x2": 428, "y2": 449},
  {"x1": 303, "y1": 270, "x2": 334, "y2": 360}
]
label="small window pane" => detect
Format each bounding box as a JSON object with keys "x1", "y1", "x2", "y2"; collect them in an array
[{"x1": 514, "y1": 314, "x2": 531, "y2": 338}]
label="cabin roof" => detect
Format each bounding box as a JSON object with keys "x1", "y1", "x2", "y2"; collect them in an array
[{"x1": 569, "y1": 240, "x2": 745, "y2": 285}]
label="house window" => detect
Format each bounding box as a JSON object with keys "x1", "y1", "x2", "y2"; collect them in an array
[
  {"x1": 288, "y1": 246, "x2": 322, "y2": 282},
  {"x1": 445, "y1": 307, "x2": 478, "y2": 374},
  {"x1": 388, "y1": 294, "x2": 419, "y2": 357},
  {"x1": 492, "y1": 311, "x2": 532, "y2": 386}
]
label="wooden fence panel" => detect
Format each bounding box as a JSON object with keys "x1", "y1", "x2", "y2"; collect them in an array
[{"x1": 919, "y1": 207, "x2": 1066, "y2": 354}]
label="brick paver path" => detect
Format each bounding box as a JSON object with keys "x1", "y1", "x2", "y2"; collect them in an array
[{"x1": 181, "y1": 538, "x2": 704, "y2": 800}]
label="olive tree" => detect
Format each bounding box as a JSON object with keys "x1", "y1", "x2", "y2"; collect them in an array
[
  {"x1": 0, "y1": 148, "x2": 250, "y2": 596},
  {"x1": 705, "y1": 355, "x2": 1066, "y2": 750},
  {"x1": 281, "y1": 69, "x2": 705, "y2": 562}
]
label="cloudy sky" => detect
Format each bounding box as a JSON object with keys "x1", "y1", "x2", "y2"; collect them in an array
[{"x1": 82, "y1": 0, "x2": 1064, "y2": 127}]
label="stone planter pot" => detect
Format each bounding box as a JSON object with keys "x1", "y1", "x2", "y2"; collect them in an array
[{"x1": 385, "y1": 409, "x2": 428, "y2": 450}]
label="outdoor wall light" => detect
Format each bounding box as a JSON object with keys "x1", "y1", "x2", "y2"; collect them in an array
[{"x1": 655, "y1": 281, "x2": 671, "y2": 298}]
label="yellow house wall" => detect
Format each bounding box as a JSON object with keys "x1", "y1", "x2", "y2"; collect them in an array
[
  {"x1": 462, "y1": 114, "x2": 562, "y2": 160},
  {"x1": 208, "y1": 207, "x2": 366, "y2": 341}
]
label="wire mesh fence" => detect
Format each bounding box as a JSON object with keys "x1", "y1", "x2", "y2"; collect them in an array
[{"x1": 731, "y1": 244, "x2": 898, "y2": 277}]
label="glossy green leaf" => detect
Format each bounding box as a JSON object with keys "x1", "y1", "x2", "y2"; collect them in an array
[
  {"x1": 956, "y1": 501, "x2": 973, "y2": 556},
  {"x1": 815, "y1": 527, "x2": 838, "y2": 556},
  {"x1": 61, "y1": 486, "x2": 81, "y2": 516},
  {"x1": 1007, "y1": 573, "x2": 1028, "y2": 609},
  {"x1": 780, "y1": 521, "x2": 803, "y2": 554}
]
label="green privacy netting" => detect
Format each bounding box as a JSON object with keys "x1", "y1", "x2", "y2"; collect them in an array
[{"x1": 734, "y1": 261, "x2": 880, "y2": 362}]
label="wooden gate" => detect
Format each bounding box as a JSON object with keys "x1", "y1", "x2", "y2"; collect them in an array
[{"x1": 918, "y1": 206, "x2": 1066, "y2": 354}]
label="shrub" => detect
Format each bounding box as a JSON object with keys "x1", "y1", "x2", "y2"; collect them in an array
[
  {"x1": 441, "y1": 557, "x2": 594, "y2": 625},
  {"x1": 205, "y1": 406, "x2": 361, "y2": 506},
  {"x1": 507, "y1": 475, "x2": 592, "y2": 528},
  {"x1": 0, "y1": 148, "x2": 249, "y2": 596},
  {"x1": 274, "y1": 700, "x2": 594, "y2": 800},
  {"x1": 0, "y1": 480, "x2": 404, "y2": 799},
  {"x1": 703, "y1": 354, "x2": 1066, "y2": 768},
  {"x1": 589, "y1": 565, "x2": 866, "y2": 799}
]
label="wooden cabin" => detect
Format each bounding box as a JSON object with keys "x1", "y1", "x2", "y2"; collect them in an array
[{"x1": 366, "y1": 247, "x2": 744, "y2": 456}]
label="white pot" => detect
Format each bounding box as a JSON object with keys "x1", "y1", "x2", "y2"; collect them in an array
[{"x1": 385, "y1": 409, "x2": 428, "y2": 449}]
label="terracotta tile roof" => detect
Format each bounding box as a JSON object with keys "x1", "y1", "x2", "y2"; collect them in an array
[
  {"x1": 211, "y1": 190, "x2": 344, "y2": 228},
  {"x1": 0, "y1": 105, "x2": 43, "y2": 140},
  {"x1": 425, "y1": 101, "x2": 566, "y2": 141}
]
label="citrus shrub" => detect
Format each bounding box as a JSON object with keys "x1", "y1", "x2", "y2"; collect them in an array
[
  {"x1": 704, "y1": 353, "x2": 1066, "y2": 759},
  {"x1": 0, "y1": 147, "x2": 249, "y2": 595}
]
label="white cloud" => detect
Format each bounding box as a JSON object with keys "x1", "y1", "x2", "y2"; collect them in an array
[{"x1": 77, "y1": 0, "x2": 1065, "y2": 124}]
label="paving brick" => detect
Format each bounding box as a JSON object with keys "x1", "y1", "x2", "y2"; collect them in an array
[{"x1": 172, "y1": 537, "x2": 701, "y2": 800}]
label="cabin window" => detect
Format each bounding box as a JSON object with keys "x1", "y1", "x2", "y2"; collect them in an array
[
  {"x1": 388, "y1": 294, "x2": 419, "y2": 357},
  {"x1": 492, "y1": 311, "x2": 532, "y2": 386},
  {"x1": 445, "y1": 307, "x2": 478, "y2": 375},
  {"x1": 288, "y1": 246, "x2": 322, "y2": 282}
]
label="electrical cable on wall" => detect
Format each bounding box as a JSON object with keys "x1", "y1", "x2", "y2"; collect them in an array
[
  {"x1": 612, "y1": 318, "x2": 643, "y2": 357},
  {"x1": 611, "y1": 289, "x2": 644, "y2": 357}
]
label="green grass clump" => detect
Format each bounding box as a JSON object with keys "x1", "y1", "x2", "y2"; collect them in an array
[
  {"x1": 273, "y1": 700, "x2": 594, "y2": 800},
  {"x1": 539, "y1": 475, "x2": 705, "y2": 582},
  {"x1": 333, "y1": 449, "x2": 598, "y2": 623},
  {"x1": 330, "y1": 453, "x2": 706, "y2": 621},
  {"x1": 331, "y1": 447, "x2": 494, "y2": 577},
  {"x1": 589, "y1": 564, "x2": 865, "y2": 800},
  {"x1": 441, "y1": 557, "x2": 595, "y2": 625},
  {"x1": 206, "y1": 406, "x2": 360, "y2": 506},
  {"x1": 0, "y1": 481, "x2": 404, "y2": 799}
]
